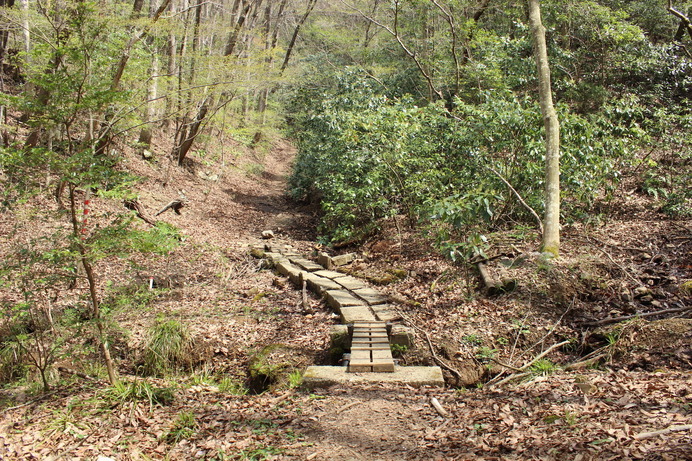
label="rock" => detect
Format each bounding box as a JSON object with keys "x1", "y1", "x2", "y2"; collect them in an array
[
  {"x1": 317, "y1": 252, "x2": 333, "y2": 270},
  {"x1": 142, "y1": 149, "x2": 153, "y2": 160},
  {"x1": 261, "y1": 230, "x2": 275, "y2": 239},
  {"x1": 272, "y1": 278, "x2": 286, "y2": 289},
  {"x1": 330, "y1": 325, "x2": 350, "y2": 350},
  {"x1": 633, "y1": 286, "x2": 650, "y2": 297},
  {"x1": 197, "y1": 170, "x2": 219, "y2": 181},
  {"x1": 389, "y1": 325, "x2": 415, "y2": 348},
  {"x1": 332, "y1": 253, "x2": 357, "y2": 267}
]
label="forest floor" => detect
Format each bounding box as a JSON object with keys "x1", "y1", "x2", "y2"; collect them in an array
[{"x1": 0, "y1": 136, "x2": 690, "y2": 460}]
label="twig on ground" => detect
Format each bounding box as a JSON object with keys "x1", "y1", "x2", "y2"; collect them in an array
[
  {"x1": 513, "y1": 299, "x2": 573, "y2": 364},
  {"x1": 0, "y1": 391, "x2": 59, "y2": 413},
  {"x1": 487, "y1": 340, "x2": 571, "y2": 387},
  {"x1": 430, "y1": 397, "x2": 449, "y2": 418},
  {"x1": 519, "y1": 340, "x2": 571, "y2": 370},
  {"x1": 489, "y1": 358, "x2": 524, "y2": 373},
  {"x1": 395, "y1": 307, "x2": 465, "y2": 382},
  {"x1": 58, "y1": 366, "x2": 108, "y2": 384},
  {"x1": 582, "y1": 305, "x2": 692, "y2": 327},
  {"x1": 336, "y1": 401, "x2": 360, "y2": 414},
  {"x1": 634, "y1": 424, "x2": 692, "y2": 440},
  {"x1": 493, "y1": 371, "x2": 532, "y2": 387},
  {"x1": 597, "y1": 247, "x2": 643, "y2": 286},
  {"x1": 564, "y1": 353, "x2": 607, "y2": 371}
]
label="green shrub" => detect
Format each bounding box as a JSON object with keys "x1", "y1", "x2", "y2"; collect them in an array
[{"x1": 141, "y1": 318, "x2": 195, "y2": 376}]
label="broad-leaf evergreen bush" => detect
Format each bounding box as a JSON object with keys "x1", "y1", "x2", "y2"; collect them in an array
[{"x1": 289, "y1": 71, "x2": 644, "y2": 245}]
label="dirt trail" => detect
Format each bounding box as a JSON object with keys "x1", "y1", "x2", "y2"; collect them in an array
[{"x1": 0, "y1": 142, "x2": 690, "y2": 460}]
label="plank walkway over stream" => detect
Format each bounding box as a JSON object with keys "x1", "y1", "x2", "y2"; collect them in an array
[{"x1": 256, "y1": 243, "x2": 444, "y2": 387}]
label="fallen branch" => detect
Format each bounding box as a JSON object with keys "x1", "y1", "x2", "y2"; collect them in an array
[
  {"x1": 336, "y1": 401, "x2": 360, "y2": 414},
  {"x1": 124, "y1": 199, "x2": 157, "y2": 226},
  {"x1": 634, "y1": 424, "x2": 692, "y2": 440},
  {"x1": 155, "y1": 198, "x2": 187, "y2": 216},
  {"x1": 430, "y1": 397, "x2": 449, "y2": 418},
  {"x1": 519, "y1": 340, "x2": 571, "y2": 370},
  {"x1": 597, "y1": 247, "x2": 642, "y2": 286},
  {"x1": 563, "y1": 353, "x2": 607, "y2": 371},
  {"x1": 395, "y1": 307, "x2": 465, "y2": 382},
  {"x1": 582, "y1": 305, "x2": 692, "y2": 327},
  {"x1": 489, "y1": 358, "x2": 524, "y2": 373},
  {"x1": 0, "y1": 391, "x2": 59, "y2": 413},
  {"x1": 57, "y1": 366, "x2": 107, "y2": 384},
  {"x1": 487, "y1": 166, "x2": 543, "y2": 236},
  {"x1": 477, "y1": 262, "x2": 516, "y2": 296},
  {"x1": 487, "y1": 340, "x2": 571, "y2": 387},
  {"x1": 421, "y1": 327, "x2": 464, "y2": 382},
  {"x1": 493, "y1": 371, "x2": 532, "y2": 387}
]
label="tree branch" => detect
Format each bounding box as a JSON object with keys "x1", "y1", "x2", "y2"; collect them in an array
[{"x1": 486, "y1": 166, "x2": 543, "y2": 236}]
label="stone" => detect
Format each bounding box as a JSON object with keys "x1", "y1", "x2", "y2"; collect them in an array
[
  {"x1": 324, "y1": 290, "x2": 366, "y2": 311},
  {"x1": 142, "y1": 149, "x2": 153, "y2": 160},
  {"x1": 330, "y1": 324, "x2": 351, "y2": 350},
  {"x1": 334, "y1": 275, "x2": 367, "y2": 291},
  {"x1": 353, "y1": 287, "x2": 388, "y2": 305},
  {"x1": 317, "y1": 252, "x2": 333, "y2": 270},
  {"x1": 633, "y1": 286, "x2": 650, "y2": 297},
  {"x1": 290, "y1": 258, "x2": 323, "y2": 272},
  {"x1": 640, "y1": 295, "x2": 654, "y2": 303},
  {"x1": 306, "y1": 275, "x2": 343, "y2": 295},
  {"x1": 389, "y1": 325, "x2": 415, "y2": 348},
  {"x1": 302, "y1": 366, "x2": 445, "y2": 387},
  {"x1": 314, "y1": 270, "x2": 346, "y2": 280},
  {"x1": 332, "y1": 253, "x2": 357, "y2": 266},
  {"x1": 372, "y1": 304, "x2": 401, "y2": 322},
  {"x1": 261, "y1": 230, "x2": 275, "y2": 239},
  {"x1": 339, "y1": 306, "x2": 376, "y2": 323},
  {"x1": 275, "y1": 261, "x2": 302, "y2": 284}
]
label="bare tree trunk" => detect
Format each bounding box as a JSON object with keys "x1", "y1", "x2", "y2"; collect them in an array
[
  {"x1": 21, "y1": 0, "x2": 29, "y2": 56},
  {"x1": 669, "y1": 0, "x2": 692, "y2": 41},
  {"x1": 163, "y1": 0, "x2": 177, "y2": 130},
  {"x1": 280, "y1": 0, "x2": 317, "y2": 73},
  {"x1": 173, "y1": 97, "x2": 209, "y2": 165},
  {"x1": 528, "y1": 0, "x2": 560, "y2": 256},
  {"x1": 68, "y1": 186, "x2": 118, "y2": 385},
  {"x1": 224, "y1": 0, "x2": 252, "y2": 57}
]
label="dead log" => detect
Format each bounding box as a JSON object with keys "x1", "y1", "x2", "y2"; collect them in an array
[
  {"x1": 155, "y1": 196, "x2": 187, "y2": 216},
  {"x1": 582, "y1": 305, "x2": 692, "y2": 327},
  {"x1": 477, "y1": 263, "x2": 516, "y2": 296},
  {"x1": 124, "y1": 199, "x2": 157, "y2": 226}
]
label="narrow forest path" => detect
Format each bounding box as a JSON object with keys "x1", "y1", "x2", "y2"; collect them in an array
[{"x1": 0, "y1": 142, "x2": 690, "y2": 460}]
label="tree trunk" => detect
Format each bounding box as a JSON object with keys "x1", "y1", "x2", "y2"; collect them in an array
[
  {"x1": 224, "y1": 0, "x2": 252, "y2": 57},
  {"x1": 528, "y1": 0, "x2": 560, "y2": 256},
  {"x1": 174, "y1": 98, "x2": 210, "y2": 165},
  {"x1": 68, "y1": 186, "x2": 118, "y2": 385},
  {"x1": 280, "y1": 0, "x2": 317, "y2": 73}
]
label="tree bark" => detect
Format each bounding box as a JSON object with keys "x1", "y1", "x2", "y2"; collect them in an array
[
  {"x1": 224, "y1": 0, "x2": 252, "y2": 57},
  {"x1": 68, "y1": 186, "x2": 118, "y2": 385},
  {"x1": 280, "y1": 0, "x2": 318, "y2": 73},
  {"x1": 174, "y1": 97, "x2": 210, "y2": 165},
  {"x1": 669, "y1": 1, "x2": 692, "y2": 42},
  {"x1": 528, "y1": 0, "x2": 560, "y2": 256}
]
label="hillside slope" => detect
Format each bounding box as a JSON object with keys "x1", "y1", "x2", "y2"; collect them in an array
[{"x1": 0, "y1": 141, "x2": 690, "y2": 460}]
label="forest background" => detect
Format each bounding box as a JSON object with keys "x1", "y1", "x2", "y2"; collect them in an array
[{"x1": 0, "y1": 0, "x2": 690, "y2": 459}]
